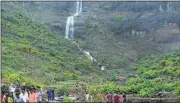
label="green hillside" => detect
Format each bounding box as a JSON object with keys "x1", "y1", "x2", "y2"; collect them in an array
[
  {"x1": 88, "y1": 50, "x2": 180, "y2": 98},
  {"x1": 129, "y1": 50, "x2": 180, "y2": 97},
  {"x1": 1, "y1": 7, "x2": 100, "y2": 87}
]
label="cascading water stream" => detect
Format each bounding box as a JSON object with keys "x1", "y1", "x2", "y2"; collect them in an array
[{"x1": 65, "y1": 1, "x2": 105, "y2": 70}]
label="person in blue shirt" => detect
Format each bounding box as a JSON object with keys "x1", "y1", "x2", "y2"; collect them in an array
[
  {"x1": 46, "y1": 88, "x2": 52, "y2": 101},
  {"x1": 14, "y1": 92, "x2": 24, "y2": 103}
]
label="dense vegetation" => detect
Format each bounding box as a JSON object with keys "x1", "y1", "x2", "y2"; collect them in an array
[
  {"x1": 131, "y1": 50, "x2": 180, "y2": 97},
  {"x1": 88, "y1": 51, "x2": 180, "y2": 98},
  {"x1": 1, "y1": 7, "x2": 99, "y2": 87}
]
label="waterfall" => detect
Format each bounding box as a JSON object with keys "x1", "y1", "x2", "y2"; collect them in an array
[
  {"x1": 65, "y1": 1, "x2": 82, "y2": 40},
  {"x1": 65, "y1": 16, "x2": 74, "y2": 39},
  {"x1": 65, "y1": 1, "x2": 105, "y2": 70}
]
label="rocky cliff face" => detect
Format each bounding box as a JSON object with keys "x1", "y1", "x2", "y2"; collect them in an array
[{"x1": 5, "y1": 1, "x2": 179, "y2": 72}]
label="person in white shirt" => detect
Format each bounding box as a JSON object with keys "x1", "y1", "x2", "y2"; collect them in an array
[
  {"x1": 20, "y1": 89, "x2": 29, "y2": 102},
  {"x1": 9, "y1": 84, "x2": 16, "y2": 100},
  {"x1": 10, "y1": 84, "x2": 16, "y2": 93},
  {"x1": 37, "y1": 88, "x2": 43, "y2": 103},
  {"x1": 85, "y1": 93, "x2": 89, "y2": 102}
]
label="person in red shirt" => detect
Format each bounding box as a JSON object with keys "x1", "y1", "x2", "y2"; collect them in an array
[
  {"x1": 1, "y1": 91, "x2": 5, "y2": 103},
  {"x1": 105, "y1": 92, "x2": 113, "y2": 103},
  {"x1": 113, "y1": 92, "x2": 124, "y2": 103}
]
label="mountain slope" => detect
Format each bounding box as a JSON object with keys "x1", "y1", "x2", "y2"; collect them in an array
[
  {"x1": 6, "y1": 2, "x2": 179, "y2": 72},
  {"x1": 1, "y1": 4, "x2": 102, "y2": 86}
]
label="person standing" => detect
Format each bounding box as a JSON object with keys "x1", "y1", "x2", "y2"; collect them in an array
[
  {"x1": 105, "y1": 92, "x2": 113, "y2": 103},
  {"x1": 51, "y1": 89, "x2": 55, "y2": 101},
  {"x1": 26, "y1": 89, "x2": 30, "y2": 98},
  {"x1": 122, "y1": 92, "x2": 126, "y2": 102},
  {"x1": 29, "y1": 88, "x2": 37, "y2": 103},
  {"x1": 85, "y1": 93, "x2": 89, "y2": 102},
  {"x1": 37, "y1": 88, "x2": 42, "y2": 103},
  {"x1": 20, "y1": 89, "x2": 29, "y2": 103},
  {"x1": 5, "y1": 92, "x2": 14, "y2": 103},
  {"x1": 46, "y1": 88, "x2": 52, "y2": 101},
  {"x1": 14, "y1": 92, "x2": 24, "y2": 103},
  {"x1": 113, "y1": 92, "x2": 121, "y2": 103},
  {"x1": 9, "y1": 84, "x2": 15, "y2": 93},
  {"x1": 1, "y1": 91, "x2": 6, "y2": 103},
  {"x1": 14, "y1": 88, "x2": 21, "y2": 100}
]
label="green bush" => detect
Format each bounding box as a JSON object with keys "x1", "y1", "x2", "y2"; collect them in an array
[
  {"x1": 63, "y1": 72, "x2": 78, "y2": 80},
  {"x1": 174, "y1": 87, "x2": 180, "y2": 97},
  {"x1": 56, "y1": 86, "x2": 69, "y2": 96},
  {"x1": 162, "y1": 83, "x2": 176, "y2": 92},
  {"x1": 117, "y1": 86, "x2": 128, "y2": 93},
  {"x1": 138, "y1": 88, "x2": 155, "y2": 97},
  {"x1": 103, "y1": 82, "x2": 118, "y2": 93},
  {"x1": 126, "y1": 77, "x2": 144, "y2": 85},
  {"x1": 2, "y1": 69, "x2": 42, "y2": 87},
  {"x1": 74, "y1": 59, "x2": 92, "y2": 70},
  {"x1": 142, "y1": 70, "x2": 158, "y2": 79},
  {"x1": 63, "y1": 97, "x2": 73, "y2": 102},
  {"x1": 125, "y1": 85, "x2": 140, "y2": 94},
  {"x1": 160, "y1": 60, "x2": 167, "y2": 66}
]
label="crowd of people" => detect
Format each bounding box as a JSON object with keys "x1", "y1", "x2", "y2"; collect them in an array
[
  {"x1": 105, "y1": 92, "x2": 126, "y2": 103},
  {"x1": 1, "y1": 83, "x2": 43, "y2": 103},
  {"x1": 1, "y1": 83, "x2": 126, "y2": 103},
  {"x1": 1, "y1": 83, "x2": 58, "y2": 103}
]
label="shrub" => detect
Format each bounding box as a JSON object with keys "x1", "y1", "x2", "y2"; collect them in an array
[
  {"x1": 138, "y1": 88, "x2": 155, "y2": 97},
  {"x1": 63, "y1": 97, "x2": 73, "y2": 102},
  {"x1": 174, "y1": 87, "x2": 180, "y2": 97},
  {"x1": 74, "y1": 59, "x2": 92, "y2": 70},
  {"x1": 103, "y1": 82, "x2": 118, "y2": 93},
  {"x1": 63, "y1": 72, "x2": 78, "y2": 80},
  {"x1": 117, "y1": 86, "x2": 128, "y2": 93},
  {"x1": 2, "y1": 69, "x2": 42, "y2": 87},
  {"x1": 126, "y1": 77, "x2": 144, "y2": 85},
  {"x1": 160, "y1": 60, "x2": 167, "y2": 66},
  {"x1": 125, "y1": 85, "x2": 140, "y2": 94},
  {"x1": 91, "y1": 93, "x2": 105, "y2": 102},
  {"x1": 142, "y1": 70, "x2": 158, "y2": 79},
  {"x1": 56, "y1": 86, "x2": 69, "y2": 96},
  {"x1": 162, "y1": 83, "x2": 176, "y2": 92}
]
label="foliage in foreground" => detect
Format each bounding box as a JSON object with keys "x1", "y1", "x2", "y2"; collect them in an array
[
  {"x1": 88, "y1": 51, "x2": 180, "y2": 97},
  {"x1": 63, "y1": 97, "x2": 73, "y2": 102},
  {"x1": 2, "y1": 69, "x2": 42, "y2": 87}
]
